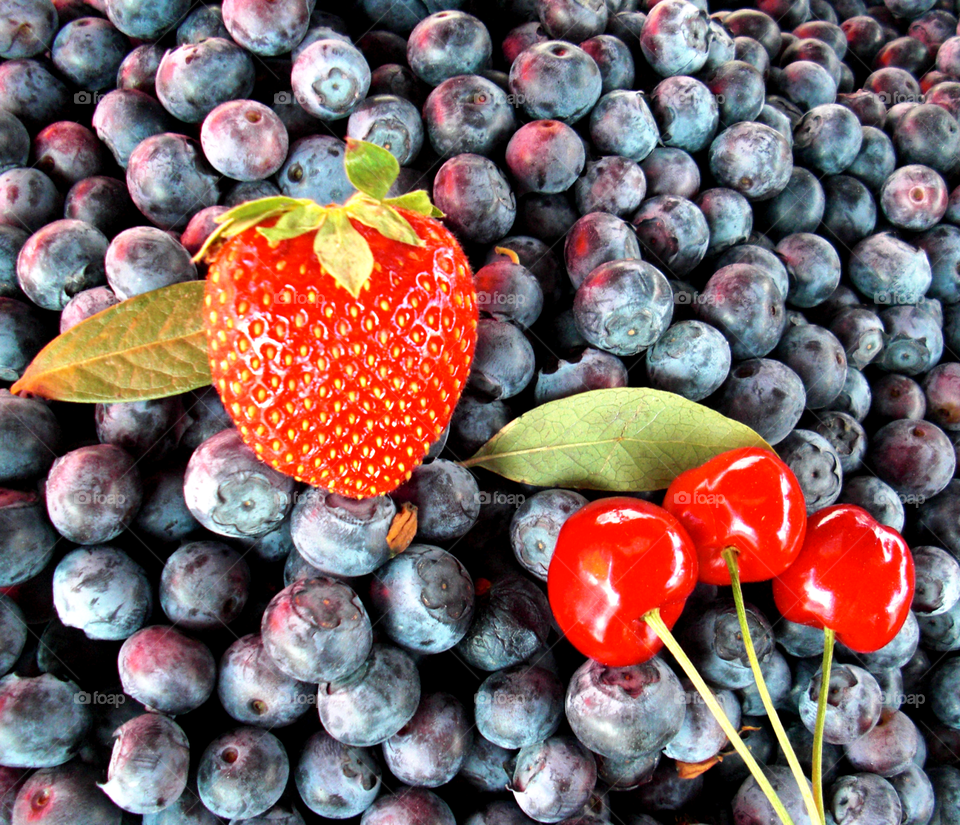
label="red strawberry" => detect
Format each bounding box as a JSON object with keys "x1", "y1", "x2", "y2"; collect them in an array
[{"x1": 198, "y1": 141, "x2": 478, "y2": 499}]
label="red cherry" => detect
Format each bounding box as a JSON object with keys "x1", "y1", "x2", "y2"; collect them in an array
[
  {"x1": 663, "y1": 447, "x2": 807, "y2": 585},
  {"x1": 547, "y1": 497, "x2": 698, "y2": 666},
  {"x1": 773, "y1": 504, "x2": 915, "y2": 653}
]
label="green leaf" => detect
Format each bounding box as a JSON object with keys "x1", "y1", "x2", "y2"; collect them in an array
[
  {"x1": 345, "y1": 196, "x2": 423, "y2": 247},
  {"x1": 257, "y1": 203, "x2": 328, "y2": 244},
  {"x1": 193, "y1": 196, "x2": 308, "y2": 261},
  {"x1": 344, "y1": 139, "x2": 400, "y2": 201},
  {"x1": 11, "y1": 282, "x2": 210, "y2": 403},
  {"x1": 461, "y1": 388, "x2": 771, "y2": 491},
  {"x1": 384, "y1": 190, "x2": 444, "y2": 218},
  {"x1": 313, "y1": 208, "x2": 374, "y2": 298}
]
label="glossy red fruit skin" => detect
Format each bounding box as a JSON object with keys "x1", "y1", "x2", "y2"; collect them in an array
[
  {"x1": 663, "y1": 447, "x2": 807, "y2": 585},
  {"x1": 773, "y1": 504, "x2": 915, "y2": 653},
  {"x1": 547, "y1": 497, "x2": 698, "y2": 666}
]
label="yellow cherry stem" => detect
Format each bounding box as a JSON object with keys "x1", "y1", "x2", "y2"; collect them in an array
[
  {"x1": 722, "y1": 549, "x2": 822, "y2": 825},
  {"x1": 644, "y1": 608, "x2": 796, "y2": 825},
  {"x1": 813, "y1": 628, "x2": 836, "y2": 825}
]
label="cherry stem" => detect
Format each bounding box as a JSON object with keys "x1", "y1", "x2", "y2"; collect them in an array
[
  {"x1": 813, "y1": 627, "x2": 836, "y2": 825},
  {"x1": 722, "y1": 549, "x2": 822, "y2": 825},
  {"x1": 644, "y1": 608, "x2": 796, "y2": 825}
]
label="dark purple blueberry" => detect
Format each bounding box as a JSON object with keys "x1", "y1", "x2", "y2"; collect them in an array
[
  {"x1": 423, "y1": 75, "x2": 517, "y2": 157},
  {"x1": 680, "y1": 601, "x2": 775, "y2": 690},
  {"x1": 889, "y1": 764, "x2": 935, "y2": 825},
  {"x1": 774, "y1": 324, "x2": 847, "y2": 409},
  {"x1": 474, "y1": 259, "x2": 544, "y2": 329},
  {"x1": 392, "y1": 458, "x2": 480, "y2": 541},
  {"x1": 734, "y1": 766, "x2": 815, "y2": 825},
  {"x1": 200, "y1": 100, "x2": 288, "y2": 182},
  {"x1": 849, "y1": 233, "x2": 932, "y2": 307},
  {"x1": 650, "y1": 75, "x2": 719, "y2": 153},
  {"x1": 0, "y1": 674, "x2": 91, "y2": 768},
  {"x1": 762, "y1": 166, "x2": 825, "y2": 239},
  {"x1": 799, "y1": 663, "x2": 882, "y2": 745},
  {"x1": 105, "y1": 0, "x2": 191, "y2": 39},
  {"x1": 0, "y1": 298, "x2": 47, "y2": 382},
  {"x1": 646, "y1": 319, "x2": 731, "y2": 401},
  {"x1": 116, "y1": 43, "x2": 164, "y2": 95},
  {"x1": 475, "y1": 665, "x2": 563, "y2": 750},
  {"x1": 449, "y1": 394, "x2": 511, "y2": 455},
  {"x1": 575, "y1": 155, "x2": 645, "y2": 217},
  {"x1": 118, "y1": 625, "x2": 216, "y2": 714},
  {"x1": 221, "y1": 0, "x2": 308, "y2": 56},
  {"x1": 64, "y1": 177, "x2": 135, "y2": 240},
  {"x1": 509, "y1": 40, "x2": 602, "y2": 124},
  {"x1": 218, "y1": 633, "x2": 313, "y2": 728},
  {"x1": 11, "y1": 761, "x2": 122, "y2": 825},
  {"x1": 52, "y1": 546, "x2": 151, "y2": 641},
  {"x1": 912, "y1": 545, "x2": 960, "y2": 617},
  {"x1": 0, "y1": 595, "x2": 25, "y2": 677},
  {"x1": 95, "y1": 397, "x2": 188, "y2": 461},
  {"x1": 316, "y1": 643, "x2": 420, "y2": 747},
  {"x1": 709, "y1": 121, "x2": 793, "y2": 201},
  {"x1": 589, "y1": 89, "x2": 659, "y2": 161},
  {"x1": 844, "y1": 708, "x2": 920, "y2": 776},
  {"x1": 197, "y1": 727, "x2": 288, "y2": 820},
  {"x1": 510, "y1": 735, "x2": 596, "y2": 823},
  {"x1": 32, "y1": 122, "x2": 101, "y2": 191},
  {"x1": 776, "y1": 231, "x2": 842, "y2": 309},
  {"x1": 92, "y1": 89, "x2": 175, "y2": 170},
  {"x1": 534, "y1": 347, "x2": 628, "y2": 404},
  {"x1": 830, "y1": 773, "x2": 903, "y2": 825},
  {"x1": 51, "y1": 17, "x2": 127, "y2": 91},
  {"x1": 184, "y1": 428, "x2": 294, "y2": 539},
  {"x1": 829, "y1": 307, "x2": 884, "y2": 370},
  {"x1": 506, "y1": 119, "x2": 584, "y2": 195},
  {"x1": 564, "y1": 212, "x2": 640, "y2": 291},
  {"x1": 566, "y1": 656, "x2": 686, "y2": 760},
  {"x1": 0, "y1": 60, "x2": 69, "y2": 132},
  {"x1": 16, "y1": 219, "x2": 108, "y2": 311},
  {"x1": 296, "y1": 730, "x2": 380, "y2": 818},
  {"x1": 716, "y1": 359, "x2": 805, "y2": 446},
  {"x1": 291, "y1": 489, "x2": 395, "y2": 577},
  {"x1": 361, "y1": 786, "x2": 455, "y2": 825},
  {"x1": 869, "y1": 419, "x2": 955, "y2": 501},
  {"x1": 793, "y1": 103, "x2": 863, "y2": 175},
  {"x1": 640, "y1": 0, "x2": 708, "y2": 77},
  {"x1": 346, "y1": 94, "x2": 423, "y2": 165},
  {"x1": 132, "y1": 463, "x2": 200, "y2": 545},
  {"x1": 407, "y1": 11, "x2": 491, "y2": 87},
  {"x1": 160, "y1": 541, "x2": 249, "y2": 631},
  {"x1": 468, "y1": 318, "x2": 535, "y2": 400},
  {"x1": 847, "y1": 126, "x2": 896, "y2": 193},
  {"x1": 433, "y1": 153, "x2": 516, "y2": 245},
  {"x1": 459, "y1": 734, "x2": 515, "y2": 793},
  {"x1": 45, "y1": 444, "x2": 142, "y2": 545},
  {"x1": 177, "y1": 3, "x2": 230, "y2": 44},
  {"x1": 369, "y1": 543, "x2": 474, "y2": 654},
  {"x1": 697, "y1": 187, "x2": 753, "y2": 256},
  {"x1": 0, "y1": 168, "x2": 62, "y2": 234},
  {"x1": 292, "y1": 39, "x2": 371, "y2": 121},
  {"x1": 0, "y1": 489, "x2": 58, "y2": 587},
  {"x1": 881, "y1": 164, "x2": 949, "y2": 232},
  {"x1": 509, "y1": 489, "x2": 586, "y2": 582}
]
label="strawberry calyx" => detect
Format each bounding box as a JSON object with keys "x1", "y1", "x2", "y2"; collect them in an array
[{"x1": 193, "y1": 139, "x2": 444, "y2": 298}]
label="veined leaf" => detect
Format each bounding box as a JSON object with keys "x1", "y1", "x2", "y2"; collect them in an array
[
  {"x1": 258, "y1": 203, "x2": 328, "y2": 244},
  {"x1": 461, "y1": 388, "x2": 771, "y2": 491},
  {"x1": 344, "y1": 138, "x2": 400, "y2": 200},
  {"x1": 345, "y1": 196, "x2": 423, "y2": 247},
  {"x1": 11, "y1": 281, "x2": 209, "y2": 403},
  {"x1": 314, "y1": 209, "x2": 374, "y2": 298},
  {"x1": 384, "y1": 190, "x2": 444, "y2": 218}
]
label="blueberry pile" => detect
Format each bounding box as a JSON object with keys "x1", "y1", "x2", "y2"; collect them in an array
[{"x1": 5, "y1": 0, "x2": 960, "y2": 823}]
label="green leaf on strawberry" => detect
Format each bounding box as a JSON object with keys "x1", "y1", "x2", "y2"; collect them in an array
[{"x1": 343, "y1": 137, "x2": 400, "y2": 200}]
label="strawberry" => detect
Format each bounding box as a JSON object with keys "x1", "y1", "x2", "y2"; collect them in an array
[{"x1": 196, "y1": 140, "x2": 478, "y2": 499}]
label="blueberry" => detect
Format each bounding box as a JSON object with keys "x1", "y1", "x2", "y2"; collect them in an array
[
  {"x1": 845, "y1": 708, "x2": 920, "y2": 777},
  {"x1": 45, "y1": 444, "x2": 142, "y2": 545},
  {"x1": 116, "y1": 43, "x2": 164, "y2": 95},
  {"x1": 32, "y1": 122, "x2": 102, "y2": 192},
  {"x1": 916, "y1": 225, "x2": 960, "y2": 305},
  {"x1": 566, "y1": 656, "x2": 686, "y2": 760},
  {"x1": 0, "y1": 596, "x2": 25, "y2": 677},
  {"x1": 0, "y1": 490, "x2": 58, "y2": 587},
  {"x1": 141, "y1": 782, "x2": 221, "y2": 825},
  {"x1": 836, "y1": 89, "x2": 886, "y2": 129},
  {"x1": 0, "y1": 225, "x2": 27, "y2": 299},
  {"x1": 278, "y1": 135, "x2": 356, "y2": 205},
  {"x1": 564, "y1": 212, "x2": 640, "y2": 290},
  {"x1": 290, "y1": 489, "x2": 394, "y2": 577},
  {"x1": 316, "y1": 642, "x2": 421, "y2": 746},
  {"x1": 160, "y1": 541, "x2": 249, "y2": 631},
  {"x1": 296, "y1": 730, "x2": 380, "y2": 818},
  {"x1": 777, "y1": 60, "x2": 838, "y2": 110},
  {"x1": 839, "y1": 475, "x2": 906, "y2": 532},
  {"x1": 119, "y1": 625, "x2": 216, "y2": 714},
  {"x1": 830, "y1": 774, "x2": 903, "y2": 825},
  {"x1": 640, "y1": 0, "x2": 709, "y2": 77},
  {"x1": 361, "y1": 786, "x2": 456, "y2": 825},
  {"x1": 407, "y1": 11, "x2": 491, "y2": 87},
  {"x1": 0, "y1": 0, "x2": 57, "y2": 59},
  {"x1": 105, "y1": 0, "x2": 191, "y2": 39},
  {"x1": 221, "y1": 0, "x2": 309, "y2": 56},
  {"x1": 782, "y1": 38, "x2": 843, "y2": 87},
  {"x1": 184, "y1": 429, "x2": 294, "y2": 539},
  {"x1": 534, "y1": 348, "x2": 628, "y2": 404},
  {"x1": 64, "y1": 177, "x2": 134, "y2": 240},
  {"x1": 92, "y1": 90, "x2": 175, "y2": 170},
  {"x1": 17, "y1": 219, "x2": 108, "y2": 311},
  {"x1": 893, "y1": 103, "x2": 960, "y2": 175},
  {"x1": 434, "y1": 153, "x2": 516, "y2": 243},
  {"x1": 126, "y1": 133, "x2": 220, "y2": 231},
  {"x1": 369, "y1": 543, "x2": 474, "y2": 653},
  {"x1": 717, "y1": 244, "x2": 790, "y2": 300},
  {"x1": 198, "y1": 728, "x2": 289, "y2": 820},
  {"x1": 465, "y1": 799, "x2": 539, "y2": 825},
  {"x1": 697, "y1": 188, "x2": 753, "y2": 256},
  {"x1": 716, "y1": 359, "x2": 805, "y2": 445},
  {"x1": 649, "y1": 75, "x2": 719, "y2": 153},
  {"x1": 680, "y1": 601, "x2": 775, "y2": 690},
  {"x1": 508, "y1": 490, "x2": 586, "y2": 583},
  {"x1": 0, "y1": 674, "x2": 90, "y2": 768},
  {"x1": 53, "y1": 546, "x2": 151, "y2": 641},
  {"x1": 218, "y1": 633, "x2": 313, "y2": 728},
  {"x1": 709, "y1": 122, "x2": 793, "y2": 201},
  {"x1": 645, "y1": 319, "x2": 731, "y2": 401},
  {"x1": 0, "y1": 168, "x2": 62, "y2": 235},
  {"x1": 423, "y1": 75, "x2": 517, "y2": 157},
  {"x1": 580, "y1": 33, "x2": 635, "y2": 93},
  {"x1": 589, "y1": 90, "x2": 659, "y2": 161},
  {"x1": 640, "y1": 147, "x2": 700, "y2": 200},
  {"x1": 460, "y1": 734, "x2": 516, "y2": 793},
  {"x1": 889, "y1": 764, "x2": 935, "y2": 825},
  {"x1": 11, "y1": 761, "x2": 123, "y2": 825},
  {"x1": 510, "y1": 735, "x2": 596, "y2": 823},
  {"x1": 474, "y1": 259, "x2": 544, "y2": 329},
  {"x1": 51, "y1": 18, "x2": 128, "y2": 91},
  {"x1": 475, "y1": 665, "x2": 563, "y2": 750},
  {"x1": 0, "y1": 298, "x2": 46, "y2": 382},
  {"x1": 456, "y1": 573, "x2": 551, "y2": 671},
  {"x1": 0, "y1": 60, "x2": 69, "y2": 132},
  {"x1": 509, "y1": 41, "x2": 602, "y2": 124},
  {"x1": 833, "y1": 367, "x2": 873, "y2": 423},
  {"x1": 506, "y1": 120, "x2": 585, "y2": 195},
  {"x1": 346, "y1": 94, "x2": 423, "y2": 166},
  {"x1": 200, "y1": 100, "x2": 289, "y2": 182},
  {"x1": 177, "y1": 4, "x2": 230, "y2": 44},
  {"x1": 738, "y1": 648, "x2": 792, "y2": 716},
  {"x1": 291, "y1": 39, "x2": 371, "y2": 121},
  {"x1": 392, "y1": 458, "x2": 480, "y2": 541},
  {"x1": 876, "y1": 305, "x2": 944, "y2": 376},
  {"x1": 223, "y1": 179, "x2": 283, "y2": 208},
  {"x1": 665, "y1": 679, "x2": 741, "y2": 763},
  {"x1": 845, "y1": 126, "x2": 896, "y2": 194},
  {"x1": 574, "y1": 258, "x2": 673, "y2": 355},
  {"x1": 829, "y1": 307, "x2": 884, "y2": 370},
  {"x1": 799, "y1": 663, "x2": 882, "y2": 745},
  {"x1": 383, "y1": 691, "x2": 472, "y2": 787},
  {"x1": 449, "y1": 394, "x2": 510, "y2": 456},
  {"x1": 734, "y1": 766, "x2": 814, "y2": 825},
  {"x1": 468, "y1": 318, "x2": 535, "y2": 399},
  {"x1": 849, "y1": 233, "x2": 932, "y2": 307},
  {"x1": 775, "y1": 324, "x2": 847, "y2": 409},
  {"x1": 131, "y1": 463, "x2": 199, "y2": 546},
  {"x1": 777, "y1": 429, "x2": 844, "y2": 512},
  {"x1": 880, "y1": 164, "x2": 949, "y2": 231},
  {"x1": 762, "y1": 167, "x2": 826, "y2": 239}
]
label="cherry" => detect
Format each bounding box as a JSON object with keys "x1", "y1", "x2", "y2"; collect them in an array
[
  {"x1": 547, "y1": 497, "x2": 698, "y2": 666},
  {"x1": 663, "y1": 447, "x2": 807, "y2": 585},
  {"x1": 773, "y1": 504, "x2": 915, "y2": 653}
]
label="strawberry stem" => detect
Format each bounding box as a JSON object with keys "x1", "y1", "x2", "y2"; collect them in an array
[
  {"x1": 722, "y1": 549, "x2": 822, "y2": 825},
  {"x1": 813, "y1": 628, "x2": 835, "y2": 825},
  {"x1": 644, "y1": 608, "x2": 797, "y2": 825}
]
